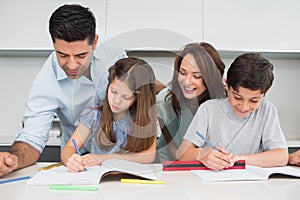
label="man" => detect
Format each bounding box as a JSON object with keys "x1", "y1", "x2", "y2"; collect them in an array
[{"x1": 0, "y1": 4, "x2": 126, "y2": 177}]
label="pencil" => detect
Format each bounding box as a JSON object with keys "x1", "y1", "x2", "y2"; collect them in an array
[
  {"x1": 49, "y1": 185, "x2": 98, "y2": 191},
  {"x1": 72, "y1": 138, "x2": 87, "y2": 171},
  {"x1": 0, "y1": 176, "x2": 30, "y2": 184},
  {"x1": 120, "y1": 178, "x2": 165, "y2": 184},
  {"x1": 40, "y1": 162, "x2": 63, "y2": 170},
  {"x1": 196, "y1": 131, "x2": 221, "y2": 152}
]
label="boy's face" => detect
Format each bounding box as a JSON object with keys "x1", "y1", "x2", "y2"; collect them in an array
[{"x1": 227, "y1": 86, "x2": 264, "y2": 118}]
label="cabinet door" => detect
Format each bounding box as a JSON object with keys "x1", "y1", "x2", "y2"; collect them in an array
[
  {"x1": 0, "y1": 0, "x2": 106, "y2": 50},
  {"x1": 204, "y1": 0, "x2": 300, "y2": 51},
  {"x1": 106, "y1": 0, "x2": 203, "y2": 50}
]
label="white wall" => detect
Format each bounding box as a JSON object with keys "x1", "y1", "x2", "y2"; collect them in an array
[{"x1": 0, "y1": 54, "x2": 299, "y2": 142}]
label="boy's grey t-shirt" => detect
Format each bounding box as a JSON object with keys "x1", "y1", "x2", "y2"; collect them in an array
[{"x1": 184, "y1": 98, "x2": 287, "y2": 155}]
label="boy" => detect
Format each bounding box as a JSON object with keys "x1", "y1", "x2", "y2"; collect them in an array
[{"x1": 176, "y1": 53, "x2": 289, "y2": 170}]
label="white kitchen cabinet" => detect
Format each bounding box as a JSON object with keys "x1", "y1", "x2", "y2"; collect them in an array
[
  {"x1": 203, "y1": 0, "x2": 300, "y2": 51},
  {"x1": 0, "y1": 0, "x2": 106, "y2": 50},
  {"x1": 106, "y1": 0, "x2": 203, "y2": 50}
]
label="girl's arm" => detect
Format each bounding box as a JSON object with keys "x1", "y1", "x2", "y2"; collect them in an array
[
  {"x1": 87, "y1": 137, "x2": 157, "y2": 164},
  {"x1": 60, "y1": 123, "x2": 91, "y2": 165},
  {"x1": 239, "y1": 148, "x2": 289, "y2": 167}
]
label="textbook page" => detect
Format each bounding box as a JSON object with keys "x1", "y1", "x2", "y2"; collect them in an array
[
  {"x1": 191, "y1": 165, "x2": 300, "y2": 182},
  {"x1": 27, "y1": 159, "x2": 158, "y2": 186}
]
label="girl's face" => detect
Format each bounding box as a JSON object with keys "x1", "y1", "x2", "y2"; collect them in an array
[
  {"x1": 227, "y1": 86, "x2": 264, "y2": 118},
  {"x1": 178, "y1": 53, "x2": 206, "y2": 99},
  {"x1": 108, "y1": 78, "x2": 136, "y2": 120}
]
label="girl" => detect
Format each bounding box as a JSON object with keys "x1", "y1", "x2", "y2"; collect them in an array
[
  {"x1": 156, "y1": 42, "x2": 227, "y2": 162},
  {"x1": 61, "y1": 57, "x2": 157, "y2": 172}
]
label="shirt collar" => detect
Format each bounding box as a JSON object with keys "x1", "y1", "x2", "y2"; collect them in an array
[{"x1": 54, "y1": 51, "x2": 95, "y2": 85}]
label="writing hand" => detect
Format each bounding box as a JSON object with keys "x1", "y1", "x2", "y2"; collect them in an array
[{"x1": 198, "y1": 146, "x2": 234, "y2": 170}]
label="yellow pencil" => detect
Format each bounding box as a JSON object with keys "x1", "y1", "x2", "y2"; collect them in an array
[
  {"x1": 120, "y1": 178, "x2": 165, "y2": 184},
  {"x1": 39, "y1": 162, "x2": 63, "y2": 170}
]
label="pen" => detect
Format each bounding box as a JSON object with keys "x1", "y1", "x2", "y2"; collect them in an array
[
  {"x1": 0, "y1": 176, "x2": 30, "y2": 184},
  {"x1": 72, "y1": 138, "x2": 87, "y2": 171},
  {"x1": 196, "y1": 131, "x2": 221, "y2": 152},
  {"x1": 120, "y1": 178, "x2": 165, "y2": 184},
  {"x1": 49, "y1": 185, "x2": 98, "y2": 191}
]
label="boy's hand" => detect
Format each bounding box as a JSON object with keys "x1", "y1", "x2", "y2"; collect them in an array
[
  {"x1": 198, "y1": 146, "x2": 234, "y2": 170},
  {"x1": 289, "y1": 150, "x2": 300, "y2": 165}
]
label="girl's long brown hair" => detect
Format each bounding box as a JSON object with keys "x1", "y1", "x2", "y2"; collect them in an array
[{"x1": 96, "y1": 57, "x2": 157, "y2": 153}]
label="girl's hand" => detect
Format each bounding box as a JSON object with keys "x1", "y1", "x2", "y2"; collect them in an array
[
  {"x1": 82, "y1": 154, "x2": 102, "y2": 167},
  {"x1": 66, "y1": 154, "x2": 86, "y2": 172},
  {"x1": 198, "y1": 146, "x2": 234, "y2": 170}
]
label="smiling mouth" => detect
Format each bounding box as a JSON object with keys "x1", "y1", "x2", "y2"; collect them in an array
[{"x1": 183, "y1": 86, "x2": 196, "y2": 93}]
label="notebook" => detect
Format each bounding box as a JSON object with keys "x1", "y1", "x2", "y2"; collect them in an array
[
  {"x1": 191, "y1": 165, "x2": 300, "y2": 182},
  {"x1": 27, "y1": 159, "x2": 158, "y2": 186}
]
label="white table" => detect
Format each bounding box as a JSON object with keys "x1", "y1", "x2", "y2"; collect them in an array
[{"x1": 1, "y1": 163, "x2": 300, "y2": 200}]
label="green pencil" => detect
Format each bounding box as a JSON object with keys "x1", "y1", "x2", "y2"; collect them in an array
[{"x1": 49, "y1": 185, "x2": 98, "y2": 191}]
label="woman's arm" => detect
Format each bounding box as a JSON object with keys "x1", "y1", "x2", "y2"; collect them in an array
[
  {"x1": 158, "y1": 118, "x2": 178, "y2": 160},
  {"x1": 88, "y1": 137, "x2": 157, "y2": 164},
  {"x1": 60, "y1": 123, "x2": 91, "y2": 165},
  {"x1": 240, "y1": 148, "x2": 289, "y2": 167}
]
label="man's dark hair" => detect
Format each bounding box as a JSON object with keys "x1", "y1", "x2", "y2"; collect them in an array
[{"x1": 49, "y1": 4, "x2": 96, "y2": 45}]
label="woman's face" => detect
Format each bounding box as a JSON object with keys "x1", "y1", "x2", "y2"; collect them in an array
[{"x1": 178, "y1": 53, "x2": 206, "y2": 99}]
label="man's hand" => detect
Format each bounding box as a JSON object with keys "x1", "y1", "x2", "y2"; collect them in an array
[{"x1": 0, "y1": 152, "x2": 18, "y2": 177}]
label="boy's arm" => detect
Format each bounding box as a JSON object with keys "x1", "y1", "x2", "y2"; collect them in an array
[
  {"x1": 176, "y1": 140, "x2": 233, "y2": 170},
  {"x1": 240, "y1": 148, "x2": 289, "y2": 167}
]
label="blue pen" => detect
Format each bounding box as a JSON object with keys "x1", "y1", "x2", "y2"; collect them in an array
[
  {"x1": 0, "y1": 176, "x2": 30, "y2": 184},
  {"x1": 196, "y1": 131, "x2": 221, "y2": 152},
  {"x1": 72, "y1": 139, "x2": 87, "y2": 171}
]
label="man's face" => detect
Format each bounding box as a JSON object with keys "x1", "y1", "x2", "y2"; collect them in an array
[{"x1": 53, "y1": 37, "x2": 97, "y2": 79}]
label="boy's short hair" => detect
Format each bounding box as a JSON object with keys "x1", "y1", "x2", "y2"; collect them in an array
[
  {"x1": 227, "y1": 53, "x2": 274, "y2": 94},
  {"x1": 49, "y1": 4, "x2": 96, "y2": 45}
]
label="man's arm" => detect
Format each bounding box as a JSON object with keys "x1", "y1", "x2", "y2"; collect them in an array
[
  {"x1": 0, "y1": 142, "x2": 40, "y2": 177},
  {"x1": 9, "y1": 142, "x2": 40, "y2": 170}
]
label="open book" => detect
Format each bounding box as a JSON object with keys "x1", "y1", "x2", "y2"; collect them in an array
[
  {"x1": 191, "y1": 165, "x2": 300, "y2": 182},
  {"x1": 27, "y1": 159, "x2": 158, "y2": 186}
]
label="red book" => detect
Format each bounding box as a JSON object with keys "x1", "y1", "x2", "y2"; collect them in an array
[{"x1": 162, "y1": 160, "x2": 246, "y2": 171}]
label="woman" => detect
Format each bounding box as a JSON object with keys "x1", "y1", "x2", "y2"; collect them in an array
[{"x1": 156, "y1": 42, "x2": 227, "y2": 162}]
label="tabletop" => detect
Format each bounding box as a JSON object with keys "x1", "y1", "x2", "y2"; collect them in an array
[{"x1": 1, "y1": 163, "x2": 300, "y2": 200}]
